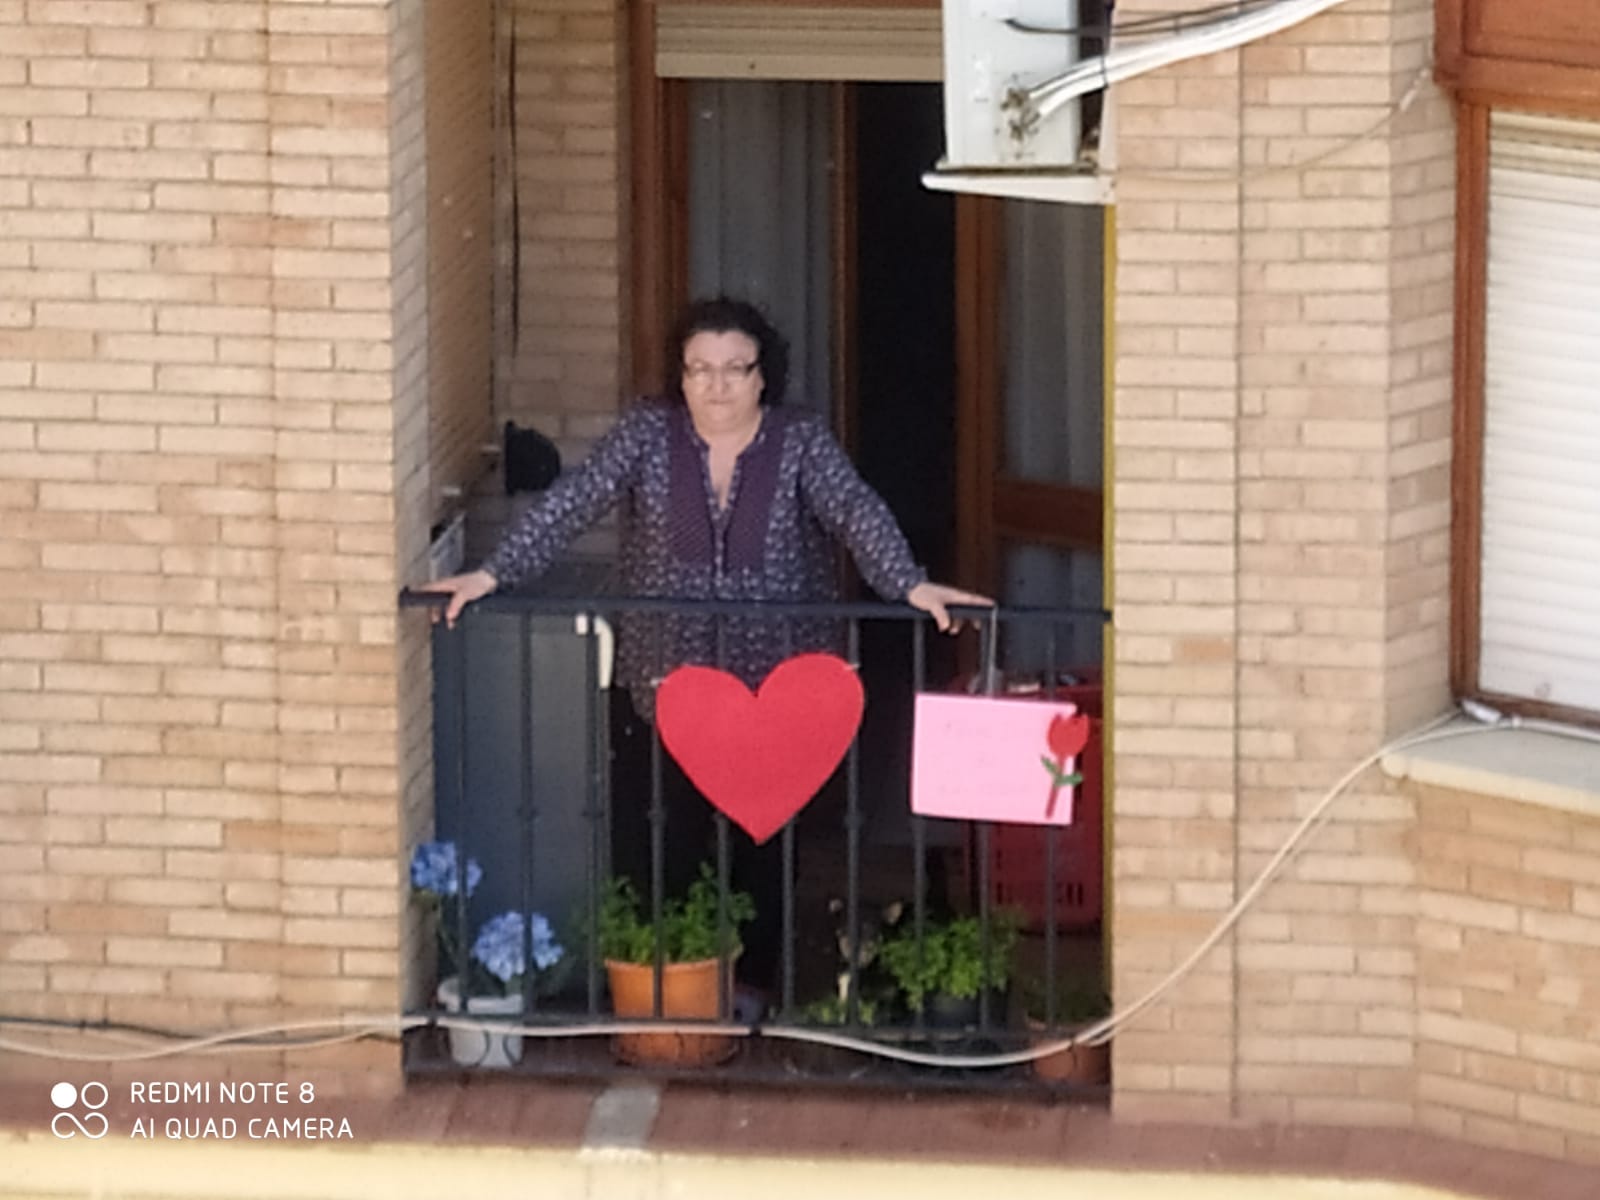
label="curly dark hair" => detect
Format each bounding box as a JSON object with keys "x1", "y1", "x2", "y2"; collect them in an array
[{"x1": 663, "y1": 296, "x2": 789, "y2": 407}]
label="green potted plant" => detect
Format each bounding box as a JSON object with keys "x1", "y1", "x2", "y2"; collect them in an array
[
  {"x1": 799, "y1": 993, "x2": 880, "y2": 1026},
  {"x1": 878, "y1": 909, "x2": 1022, "y2": 1028},
  {"x1": 596, "y1": 863, "x2": 754, "y2": 1066},
  {"x1": 1019, "y1": 969, "x2": 1111, "y2": 1085}
]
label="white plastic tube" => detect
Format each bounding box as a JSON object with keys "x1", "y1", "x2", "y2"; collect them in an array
[{"x1": 1018, "y1": 0, "x2": 1357, "y2": 126}]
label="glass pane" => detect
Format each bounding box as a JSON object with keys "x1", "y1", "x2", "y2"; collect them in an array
[
  {"x1": 687, "y1": 81, "x2": 834, "y2": 417},
  {"x1": 1002, "y1": 542, "x2": 1103, "y2": 675},
  {"x1": 999, "y1": 202, "x2": 1104, "y2": 488}
]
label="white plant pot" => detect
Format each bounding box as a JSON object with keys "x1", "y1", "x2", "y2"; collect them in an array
[{"x1": 436, "y1": 975, "x2": 524, "y2": 1069}]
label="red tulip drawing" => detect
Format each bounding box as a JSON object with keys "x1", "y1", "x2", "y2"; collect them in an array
[{"x1": 1040, "y1": 713, "x2": 1090, "y2": 819}]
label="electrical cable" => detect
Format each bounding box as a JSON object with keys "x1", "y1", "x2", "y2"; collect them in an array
[
  {"x1": 1013, "y1": 0, "x2": 1361, "y2": 131},
  {"x1": 1005, "y1": 0, "x2": 1280, "y2": 40},
  {"x1": 0, "y1": 1016, "x2": 418, "y2": 1063},
  {"x1": 6, "y1": 704, "x2": 1596, "y2": 1071},
  {"x1": 0, "y1": 1013, "x2": 402, "y2": 1048}
]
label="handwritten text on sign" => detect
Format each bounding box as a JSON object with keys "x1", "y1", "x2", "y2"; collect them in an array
[{"x1": 909, "y1": 693, "x2": 1086, "y2": 827}]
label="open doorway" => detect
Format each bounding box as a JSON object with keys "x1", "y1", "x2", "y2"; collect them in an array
[
  {"x1": 677, "y1": 78, "x2": 959, "y2": 556},
  {"x1": 849, "y1": 83, "x2": 962, "y2": 850},
  {"x1": 853, "y1": 83, "x2": 958, "y2": 580},
  {"x1": 678, "y1": 82, "x2": 962, "y2": 849},
  {"x1": 636, "y1": 68, "x2": 1107, "y2": 1012}
]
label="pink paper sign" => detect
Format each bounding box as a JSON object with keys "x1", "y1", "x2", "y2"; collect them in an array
[{"x1": 910, "y1": 693, "x2": 1087, "y2": 826}]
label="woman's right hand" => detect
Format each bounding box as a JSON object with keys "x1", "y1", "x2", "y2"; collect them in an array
[{"x1": 415, "y1": 568, "x2": 497, "y2": 628}]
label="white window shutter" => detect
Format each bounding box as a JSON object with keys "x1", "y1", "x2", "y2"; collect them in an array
[{"x1": 1480, "y1": 112, "x2": 1600, "y2": 711}]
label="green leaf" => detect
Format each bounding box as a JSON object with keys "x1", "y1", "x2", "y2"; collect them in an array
[
  {"x1": 878, "y1": 910, "x2": 1023, "y2": 1012},
  {"x1": 589, "y1": 863, "x2": 754, "y2": 965},
  {"x1": 1040, "y1": 756, "x2": 1080, "y2": 787}
]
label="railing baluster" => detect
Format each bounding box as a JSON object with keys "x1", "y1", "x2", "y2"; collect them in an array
[
  {"x1": 716, "y1": 816, "x2": 731, "y2": 1022},
  {"x1": 910, "y1": 617, "x2": 927, "y2": 1039},
  {"x1": 650, "y1": 612, "x2": 666, "y2": 1018},
  {"x1": 584, "y1": 617, "x2": 603, "y2": 1016},
  {"x1": 519, "y1": 616, "x2": 539, "y2": 1021},
  {"x1": 780, "y1": 621, "x2": 796, "y2": 1017},
  {"x1": 1044, "y1": 620, "x2": 1059, "y2": 1029},
  {"x1": 450, "y1": 618, "x2": 470, "y2": 996},
  {"x1": 714, "y1": 616, "x2": 731, "y2": 1021},
  {"x1": 780, "y1": 824, "x2": 795, "y2": 1018},
  {"x1": 844, "y1": 618, "x2": 862, "y2": 1026},
  {"x1": 977, "y1": 614, "x2": 998, "y2": 1033}
]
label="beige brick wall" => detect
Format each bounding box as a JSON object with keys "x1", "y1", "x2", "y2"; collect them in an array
[
  {"x1": 1111, "y1": 0, "x2": 1454, "y2": 1124},
  {"x1": 2, "y1": 0, "x2": 278, "y2": 1039},
  {"x1": 0, "y1": 0, "x2": 433, "y2": 1089},
  {"x1": 505, "y1": 0, "x2": 629, "y2": 454},
  {"x1": 424, "y1": 0, "x2": 495, "y2": 512},
  {"x1": 460, "y1": 0, "x2": 629, "y2": 565},
  {"x1": 1414, "y1": 783, "x2": 1600, "y2": 1168}
]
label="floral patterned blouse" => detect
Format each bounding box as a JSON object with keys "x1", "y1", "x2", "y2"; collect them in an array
[{"x1": 481, "y1": 398, "x2": 927, "y2": 717}]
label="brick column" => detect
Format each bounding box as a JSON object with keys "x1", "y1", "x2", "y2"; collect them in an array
[
  {"x1": 266, "y1": 0, "x2": 432, "y2": 1087},
  {"x1": 1109, "y1": 24, "x2": 1245, "y2": 1119},
  {"x1": 1111, "y1": 0, "x2": 1453, "y2": 1123}
]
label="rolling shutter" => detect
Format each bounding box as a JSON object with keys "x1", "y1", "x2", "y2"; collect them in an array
[
  {"x1": 1479, "y1": 111, "x2": 1600, "y2": 710},
  {"x1": 654, "y1": 4, "x2": 940, "y2": 81}
]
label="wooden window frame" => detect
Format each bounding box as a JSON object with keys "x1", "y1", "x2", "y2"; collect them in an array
[
  {"x1": 956, "y1": 199, "x2": 1105, "y2": 592},
  {"x1": 1445, "y1": 34, "x2": 1600, "y2": 725},
  {"x1": 1448, "y1": 102, "x2": 1488, "y2": 709},
  {"x1": 1436, "y1": 0, "x2": 1600, "y2": 112},
  {"x1": 628, "y1": 0, "x2": 687, "y2": 398}
]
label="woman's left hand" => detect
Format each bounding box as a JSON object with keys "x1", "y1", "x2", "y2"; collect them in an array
[{"x1": 907, "y1": 581, "x2": 994, "y2": 633}]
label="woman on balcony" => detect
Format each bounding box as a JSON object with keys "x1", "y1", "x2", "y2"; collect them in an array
[{"x1": 421, "y1": 296, "x2": 988, "y2": 1005}]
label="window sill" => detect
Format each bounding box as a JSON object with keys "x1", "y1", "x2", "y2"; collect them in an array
[{"x1": 1380, "y1": 717, "x2": 1600, "y2": 821}]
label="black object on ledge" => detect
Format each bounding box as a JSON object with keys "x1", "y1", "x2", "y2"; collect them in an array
[{"x1": 504, "y1": 420, "x2": 562, "y2": 495}]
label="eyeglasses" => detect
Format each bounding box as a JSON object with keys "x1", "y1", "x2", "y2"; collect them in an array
[{"x1": 682, "y1": 360, "x2": 759, "y2": 386}]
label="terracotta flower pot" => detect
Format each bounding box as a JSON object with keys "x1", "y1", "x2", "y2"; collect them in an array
[
  {"x1": 604, "y1": 957, "x2": 736, "y2": 1067},
  {"x1": 1027, "y1": 1018, "x2": 1109, "y2": 1086}
]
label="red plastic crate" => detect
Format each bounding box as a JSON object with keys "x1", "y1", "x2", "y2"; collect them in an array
[
  {"x1": 963, "y1": 674, "x2": 1104, "y2": 932},
  {"x1": 986, "y1": 718, "x2": 1102, "y2": 931}
]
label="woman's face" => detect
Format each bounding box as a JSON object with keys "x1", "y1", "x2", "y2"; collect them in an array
[{"x1": 680, "y1": 330, "x2": 764, "y2": 435}]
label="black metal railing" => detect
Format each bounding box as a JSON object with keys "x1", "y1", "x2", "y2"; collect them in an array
[{"x1": 399, "y1": 590, "x2": 1111, "y2": 1095}]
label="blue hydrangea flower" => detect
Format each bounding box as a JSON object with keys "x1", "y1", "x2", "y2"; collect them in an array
[
  {"x1": 409, "y1": 841, "x2": 483, "y2": 898},
  {"x1": 471, "y1": 911, "x2": 564, "y2": 990}
]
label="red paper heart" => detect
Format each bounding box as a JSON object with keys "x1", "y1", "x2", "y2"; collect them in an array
[{"x1": 655, "y1": 654, "x2": 865, "y2": 844}]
